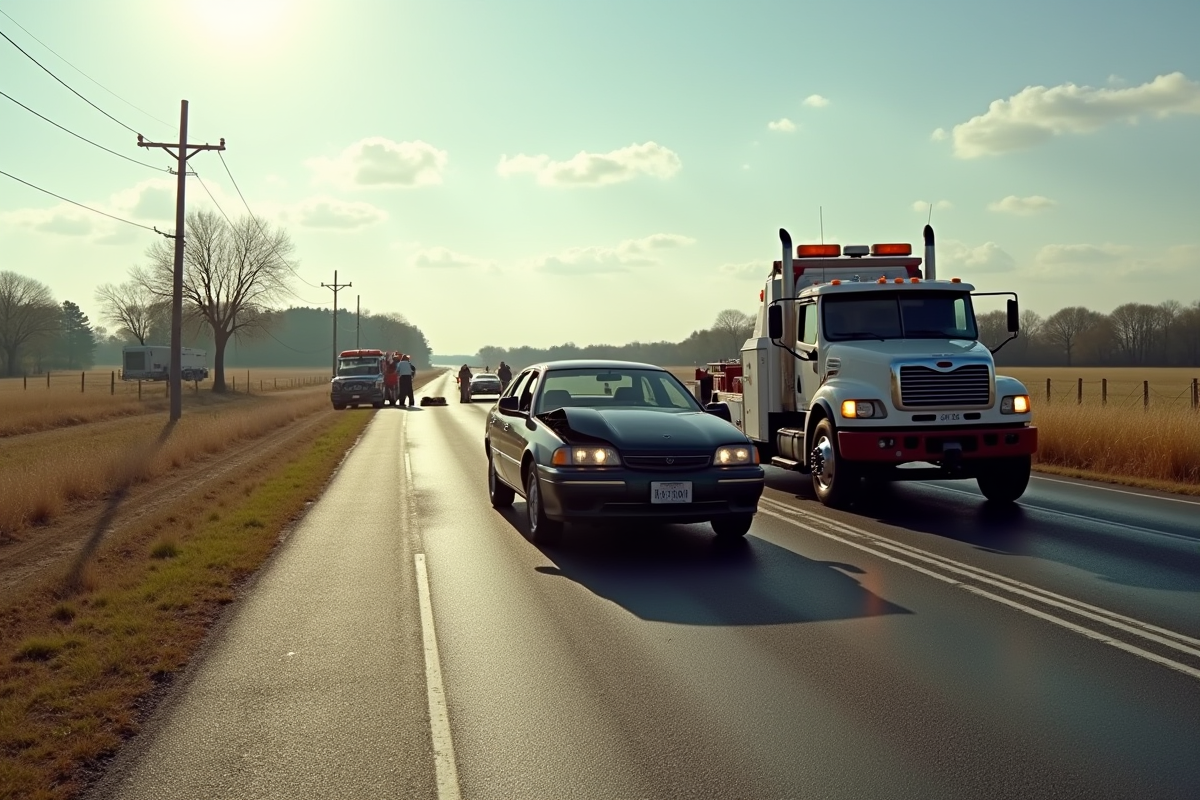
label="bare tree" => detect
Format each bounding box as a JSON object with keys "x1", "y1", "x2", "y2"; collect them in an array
[
  {"x1": 1042, "y1": 306, "x2": 1099, "y2": 366},
  {"x1": 0, "y1": 271, "x2": 60, "y2": 377},
  {"x1": 94, "y1": 280, "x2": 166, "y2": 345},
  {"x1": 136, "y1": 210, "x2": 295, "y2": 391},
  {"x1": 711, "y1": 309, "x2": 755, "y2": 358}
]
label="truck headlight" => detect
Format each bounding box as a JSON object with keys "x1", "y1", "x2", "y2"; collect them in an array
[
  {"x1": 551, "y1": 446, "x2": 621, "y2": 466},
  {"x1": 840, "y1": 400, "x2": 886, "y2": 419},
  {"x1": 1000, "y1": 394, "x2": 1030, "y2": 414},
  {"x1": 715, "y1": 445, "x2": 758, "y2": 465}
]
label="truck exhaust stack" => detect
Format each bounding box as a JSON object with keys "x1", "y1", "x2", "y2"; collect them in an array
[
  {"x1": 923, "y1": 224, "x2": 936, "y2": 281},
  {"x1": 779, "y1": 228, "x2": 796, "y2": 412}
]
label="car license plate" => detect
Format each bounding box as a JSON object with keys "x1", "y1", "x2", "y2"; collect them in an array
[
  {"x1": 651, "y1": 481, "x2": 692, "y2": 504},
  {"x1": 351, "y1": 394, "x2": 360, "y2": 399}
]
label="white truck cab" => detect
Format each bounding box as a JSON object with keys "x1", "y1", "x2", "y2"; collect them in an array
[{"x1": 714, "y1": 226, "x2": 1037, "y2": 507}]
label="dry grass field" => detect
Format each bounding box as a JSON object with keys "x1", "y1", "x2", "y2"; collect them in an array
[{"x1": 669, "y1": 365, "x2": 1200, "y2": 492}]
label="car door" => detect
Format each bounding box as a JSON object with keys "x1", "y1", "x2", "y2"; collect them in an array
[
  {"x1": 490, "y1": 369, "x2": 534, "y2": 488},
  {"x1": 795, "y1": 301, "x2": 820, "y2": 411}
]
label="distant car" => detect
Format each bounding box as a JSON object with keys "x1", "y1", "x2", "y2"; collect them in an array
[
  {"x1": 484, "y1": 359, "x2": 765, "y2": 543},
  {"x1": 468, "y1": 372, "x2": 503, "y2": 401}
]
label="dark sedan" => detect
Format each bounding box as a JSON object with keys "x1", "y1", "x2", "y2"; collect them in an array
[
  {"x1": 468, "y1": 372, "x2": 503, "y2": 401},
  {"x1": 483, "y1": 360, "x2": 765, "y2": 543}
]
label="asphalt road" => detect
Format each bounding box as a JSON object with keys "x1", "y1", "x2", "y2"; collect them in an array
[{"x1": 89, "y1": 371, "x2": 1200, "y2": 800}]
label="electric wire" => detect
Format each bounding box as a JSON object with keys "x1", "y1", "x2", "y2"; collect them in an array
[
  {"x1": 0, "y1": 88, "x2": 169, "y2": 171},
  {"x1": 0, "y1": 28, "x2": 142, "y2": 136},
  {"x1": 0, "y1": 8, "x2": 173, "y2": 132},
  {"x1": 0, "y1": 168, "x2": 156, "y2": 232}
]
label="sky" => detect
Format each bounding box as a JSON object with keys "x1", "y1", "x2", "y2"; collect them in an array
[{"x1": 1, "y1": 0, "x2": 1198, "y2": 356}]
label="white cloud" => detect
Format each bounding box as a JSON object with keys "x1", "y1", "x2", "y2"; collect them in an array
[
  {"x1": 767, "y1": 117, "x2": 797, "y2": 132},
  {"x1": 536, "y1": 233, "x2": 696, "y2": 274},
  {"x1": 938, "y1": 240, "x2": 1016, "y2": 274},
  {"x1": 947, "y1": 72, "x2": 1200, "y2": 158},
  {"x1": 409, "y1": 247, "x2": 496, "y2": 270},
  {"x1": 497, "y1": 142, "x2": 681, "y2": 187},
  {"x1": 306, "y1": 137, "x2": 448, "y2": 188},
  {"x1": 803, "y1": 94, "x2": 830, "y2": 108},
  {"x1": 988, "y1": 195, "x2": 1058, "y2": 215},
  {"x1": 1036, "y1": 243, "x2": 1131, "y2": 264},
  {"x1": 912, "y1": 200, "x2": 953, "y2": 213},
  {"x1": 290, "y1": 196, "x2": 387, "y2": 230},
  {"x1": 0, "y1": 205, "x2": 99, "y2": 237},
  {"x1": 931, "y1": 127, "x2": 948, "y2": 141},
  {"x1": 718, "y1": 261, "x2": 765, "y2": 275}
]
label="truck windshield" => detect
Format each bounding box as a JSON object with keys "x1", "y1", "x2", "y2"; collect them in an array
[
  {"x1": 822, "y1": 292, "x2": 977, "y2": 341},
  {"x1": 337, "y1": 358, "x2": 380, "y2": 376}
]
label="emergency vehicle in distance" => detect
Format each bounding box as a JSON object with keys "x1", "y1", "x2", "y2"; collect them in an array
[
  {"x1": 701, "y1": 225, "x2": 1037, "y2": 508},
  {"x1": 121, "y1": 345, "x2": 208, "y2": 382},
  {"x1": 330, "y1": 349, "x2": 386, "y2": 409}
]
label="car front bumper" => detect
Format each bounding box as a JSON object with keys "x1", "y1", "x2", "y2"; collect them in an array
[
  {"x1": 331, "y1": 386, "x2": 385, "y2": 404},
  {"x1": 837, "y1": 424, "x2": 1037, "y2": 462},
  {"x1": 535, "y1": 464, "x2": 765, "y2": 524}
]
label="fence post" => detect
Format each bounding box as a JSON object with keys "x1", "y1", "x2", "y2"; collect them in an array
[
  {"x1": 1102, "y1": 378, "x2": 1107, "y2": 406},
  {"x1": 138, "y1": 380, "x2": 142, "y2": 400},
  {"x1": 1193, "y1": 377, "x2": 1198, "y2": 411},
  {"x1": 1046, "y1": 377, "x2": 1051, "y2": 403},
  {"x1": 110, "y1": 371, "x2": 115, "y2": 395},
  {"x1": 247, "y1": 370, "x2": 250, "y2": 394},
  {"x1": 274, "y1": 377, "x2": 277, "y2": 389},
  {"x1": 81, "y1": 371, "x2": 85, "y2": 393},
  {"x1": 1077, "y1": 377, "x2": 1082, "y2": 405},
  {"x1": 1143, "y1": 380, "x2": 1149, "y2": 410},
  {"x1": 47, "y1": 371, "x2": 50, "y2": 388},
  {"x1": 23, "y1": 374, "x2": 27, "y2": 390},
  {"x1": 233, "y1": 376, "x2": 236, "y2": 392}
]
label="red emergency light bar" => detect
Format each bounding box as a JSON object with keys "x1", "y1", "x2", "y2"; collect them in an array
[
  {"x1": 796, "y1": 244, "x2": 841, "y2": 258},
  {"x1": 871, "y1": 243, "x2": 912, "y2": 256},
  {"x1": 339, "y1": 349, "x2": 383, "y2": 358}
]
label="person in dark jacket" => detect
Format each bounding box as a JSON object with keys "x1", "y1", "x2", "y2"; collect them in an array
[
  {"x1": 458, "y1": 364, "x2": 472, "y2": 403},
  {"x1": 497, "y1": 361, "x2": 512, "y2": 392}
]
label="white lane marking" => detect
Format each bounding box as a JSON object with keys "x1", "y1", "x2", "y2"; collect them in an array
[
  {"x1": 1031, "y1": 474, "x2": 1200, "y2": 506},
  {"x1": 755, "y1": 502, "x2": 1200, "y2": 682},
  {"x1": 760, "y1": 498, "x2": 1200, "y2": 654},
  {"x1": 415, "y1": 554, "x2": 462, "y2": 800},
  {"x1": 918, "y1": 483, "x2": 1198, "y2": 544},
  {"x1": 405, "y1": 451, "x2": 413, "y2": 486}
]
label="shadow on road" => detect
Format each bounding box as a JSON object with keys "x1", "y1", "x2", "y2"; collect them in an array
[{"x1": 496, "y1": 506, "x2": 910, "y2": 626}]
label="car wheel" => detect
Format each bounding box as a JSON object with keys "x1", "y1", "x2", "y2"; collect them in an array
[
  {"x1": 332, "y1": 403, "x2": 346, "y2": 410},
  {"x1": 711, "y1": 513, "x2": 753, "y2": 538},
  {"x1": 525, "y1": 467, "x2": 562, "y2": 544},
  {"x1": 976, "y1": 456, "x2": 1031, "y2": 503},
  {"x1": 372, "y1": 401, "x2": 384, "y2": 409},
  {"x1": 809, "y1": 418, "x2": 859, "y2": 508},
  {"x1": 488, "y1": 453, "x2": 515, "y2": 509}
]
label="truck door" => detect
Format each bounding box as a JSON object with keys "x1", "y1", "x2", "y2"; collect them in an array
[{"x1": 795, "y1": 301, "x2": 821, "y2": 411}]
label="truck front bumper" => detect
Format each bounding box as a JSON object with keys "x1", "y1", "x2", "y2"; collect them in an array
[{"x1": 838, "y1": 425, "x2": 1037, "y2": 462}]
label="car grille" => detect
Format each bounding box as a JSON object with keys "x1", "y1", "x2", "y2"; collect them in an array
[
  {"x1": 899, "y1": 364, "x2": 990, "y2": 407},
  {"x1": 623, "y1": 454, "x2": 711, "y2": 471}
]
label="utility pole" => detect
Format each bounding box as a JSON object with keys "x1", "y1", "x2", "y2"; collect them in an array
[
  {"x1": 321, "y1": 270, "x2": 351, "y2": 377},
  {"x1": 356, "y1": 295, "x2": 361, "y2": 349},
  {"x1": 137, "y1": 100, "x2": 225, "y2": 422}
]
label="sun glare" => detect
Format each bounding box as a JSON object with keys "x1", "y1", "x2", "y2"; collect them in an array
[{"x1": 198, "y1": 0, "x2": 289, "y2": 43}]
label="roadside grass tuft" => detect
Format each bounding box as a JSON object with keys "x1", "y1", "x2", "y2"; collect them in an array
[
  {"x1": 0, "y1": 408, "x2": 372, "y2": 800},
  {"x1": 149, "y1": 540, "x2": 179, "y2": 560}
]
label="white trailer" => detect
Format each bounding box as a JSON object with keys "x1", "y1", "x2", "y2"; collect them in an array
[
  {"x1": 703, "y1": 225, "x2": 1038, "y2": 508},
  {"x1": 121, "y1": 345, "x2": 209, "y2": 382}
]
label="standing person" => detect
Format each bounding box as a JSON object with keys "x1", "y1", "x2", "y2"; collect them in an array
[
  {"x1": 395, "y1": 354, "x2": 416, "y2": 407},
  {"x1": 497, "y1": 361, "x2": 512, "y2": 392},
  {"x1": 458, "y1": 364, "x2": 472, "y2": 403},
  {"x1": 383, "y1": 353, "x2": 399, "y2": 405}
]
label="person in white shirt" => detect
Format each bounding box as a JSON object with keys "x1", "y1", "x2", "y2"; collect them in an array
[{"x1": 395, "y1": 354, "x2": 416, "y2": 407}]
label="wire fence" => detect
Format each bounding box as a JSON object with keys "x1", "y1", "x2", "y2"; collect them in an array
[
  {"x1": 0, "y1": 369, "x2": 330, "y2": 398},
  {"x1": 1039, "y1": 377, "x2": 1200, "y2": 410}
]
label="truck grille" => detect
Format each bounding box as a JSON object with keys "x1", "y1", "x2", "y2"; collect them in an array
[
  {"x1": 623, "y1": 455, "x2": 711, "y2": 471},
  {"x1": 899, "y1": 364, "x2": 990, "y2": 408}
]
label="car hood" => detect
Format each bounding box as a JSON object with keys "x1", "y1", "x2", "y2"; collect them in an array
[{"x1": 540, "y1": 407, "x2": 745, "y2": 450}]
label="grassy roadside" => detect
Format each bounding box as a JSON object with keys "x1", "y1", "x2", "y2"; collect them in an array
[{"x1": 0, "y1": 409, "x2": 373, "y2": 800}]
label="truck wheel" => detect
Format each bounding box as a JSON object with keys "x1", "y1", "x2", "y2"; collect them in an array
[
  {"x1": 711, "y1": 513, "x2": 753, "y2": 538},
  {"x1": 488, "y1": 454, "x2": 514, "y2": 509},
  {"x1": 976, "y1": 456, "x2": 1031, "y2": 503},
  {"x1": 809, "y1": 418, "x2": 859, "y2": 508},
  {"x1": 525, "y1": 468, "x2": 562, "y2": 544}
]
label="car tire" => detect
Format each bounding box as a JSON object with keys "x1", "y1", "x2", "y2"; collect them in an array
[
  {"x1": 711, "y1": 513, "x2": 753, "y2": 538},
  {"x1": 525, "y1": 467, "x2": 562, "y2": 544},
  {"x1": 809, "y1": 418, "x2": 859, "y2": 508},
  {"x1": 976, "y1": 456, "x2": 1031, "y2": 503},
  {"x1": 333, "y1": 403, "x2": 346, "y2": 410},
  {"x1": 488, "y1": 454, "x2": 515, "y2": 509},
  {"x1": 372, "y1": 401, "x2": 384, "y2": 409}
]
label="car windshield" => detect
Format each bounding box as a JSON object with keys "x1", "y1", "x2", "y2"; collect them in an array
[
  {"x1": 337, "y1": 358, "x2": 380, "y2": 377},
  {"x1": 823, "y1": 291, "x2": 978, "y2": 341},
  {"x1": 536, "y1": 367, "x2": 703, "y2": 414}
]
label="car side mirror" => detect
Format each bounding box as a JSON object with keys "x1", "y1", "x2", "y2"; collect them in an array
[
  {"x1": 498, "y1": 396, "x2": 520, "y2": 415},
  {"x1": 768, "y1": 304, "x2": 783, "y2": 339},
  {"x1": 1007, "y1": 298, "x2": 1020, "y2": 333},
  {"x1": 705, "y1": 402, "x2": 732, "y2": 423}
]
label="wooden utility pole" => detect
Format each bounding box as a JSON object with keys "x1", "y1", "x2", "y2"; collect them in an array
[
  {"x1": 356, "y1": 295, "x2": 361, "y2": 349},
  {"x1": 321, "y1": 271, "x2": 351, "y2": 377},
  {"x1": 137, "y1": 100, "x2": 225, "y2": 422}
]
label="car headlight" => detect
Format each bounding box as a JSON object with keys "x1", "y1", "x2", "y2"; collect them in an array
[
  {"x1": 840, "y1": 399, "x2": 886, "y2": 419},
  {"x1": 1000, "y1": 394, "x2": 1030, "y2": 414},
  {"x1": 714, "y1": 444, "x2": 758, "y2": 465},
  {"x1": 551, "y1": 446, "x2": 621, "y2": 466}
]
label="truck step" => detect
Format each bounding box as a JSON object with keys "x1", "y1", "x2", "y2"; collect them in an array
[{"x1": 770, "y1": 456, "x2": 801, "y2": 471}]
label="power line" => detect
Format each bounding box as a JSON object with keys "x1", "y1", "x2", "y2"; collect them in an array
[
  {"x1": 191, "y1": 168, "x2": 237, "y2": 230},
  {"x1": 0, "y1": 27, "x2": 141, "y2": 136},
  {"x1": 0, "y1": 8, "x2": 173, "y2": 132},
  {"x1": 0, "y1": 88, "x2": 169, "y2": 172},
  {"x1": 0, "y1": 168, "x2": 157, "y2": 232}
]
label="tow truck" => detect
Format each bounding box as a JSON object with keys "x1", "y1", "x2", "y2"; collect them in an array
[
  {"x1": 702, "y1": 225, "x2": 1037, "y2": 507},
  {"x1": 330, "y1": 349, "x2": 387, "y2": 409}
]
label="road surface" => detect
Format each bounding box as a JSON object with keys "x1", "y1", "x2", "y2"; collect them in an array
[{"x1": 88, "y1": 371, "x2": 1200, "y2": 799}]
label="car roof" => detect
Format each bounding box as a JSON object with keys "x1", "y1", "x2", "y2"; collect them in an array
[
  {"x1": 525, "y1": 359, "x2": 667, "y2": 372},
  {"x1": 472, "y1": 373, "x2": 500, "y2": 379}
]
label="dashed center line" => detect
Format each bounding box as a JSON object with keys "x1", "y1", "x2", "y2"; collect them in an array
[{"x1": 415, "y1": 553, "x2": 462, "y2": 800}]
